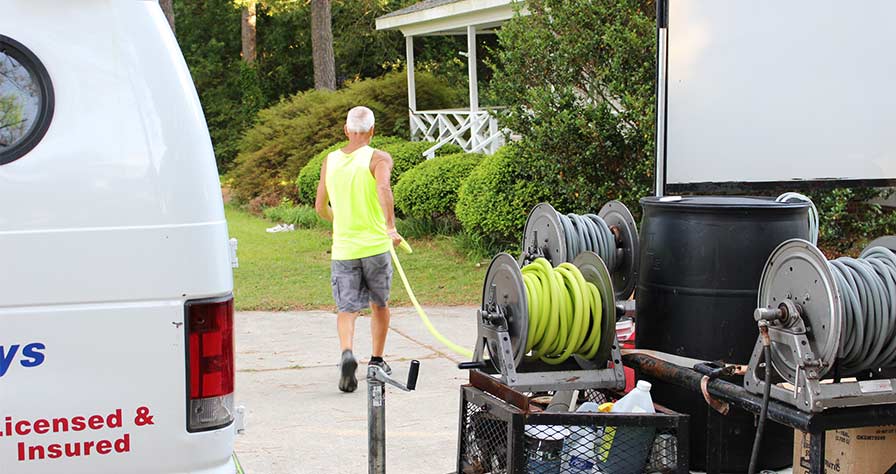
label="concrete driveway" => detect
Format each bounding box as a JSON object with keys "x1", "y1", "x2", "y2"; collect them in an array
[{"x1": 233, "y1": 307, "x2": 478, "y2": 474}]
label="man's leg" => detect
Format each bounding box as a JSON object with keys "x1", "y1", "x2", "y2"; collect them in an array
[
  {"x1": 337, "y1": 311, "x2": 360, "y2": 393},
  {"x1": 332, "y1": 258, "x2": 363, "y2": 393},
  {"x1": 370, "y1": 303, "x2": 389, "y2": 357},
  {"x1": 363, "y1": 252, "x2": 393, "y2": 373},
  {"x1": 337, "y1": 311, "x2": 358, "y2": 352}
]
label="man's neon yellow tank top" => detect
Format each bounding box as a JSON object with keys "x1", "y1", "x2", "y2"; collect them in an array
[{"x1": 325, "y1": 145, "x2": 392, "y2": 260}]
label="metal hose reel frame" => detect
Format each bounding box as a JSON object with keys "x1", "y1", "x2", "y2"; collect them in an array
[
  {"x1": 756, "y1": 239, "x2": 842, "y2": 383},
  {"x1": 746, "y1": 236, "x2": 896, "y2": 412},
  {"x1": 470, "y1": 251, "x2": 624, "y2": 391},
  {"x1": 520, "y1": 201, "x2": 640, "y2": 300}
]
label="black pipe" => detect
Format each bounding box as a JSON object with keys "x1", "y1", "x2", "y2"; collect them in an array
[
  {"x1": 623, "y1": 353, "x2": 812, "y2": 429},
  {"x1": 626, "y1": 353, "x2": 896, "y2": 433}
]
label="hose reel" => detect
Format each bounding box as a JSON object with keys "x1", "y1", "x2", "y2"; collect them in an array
[
  {"x1": 745, "y1": 236, "x2": 896, "y2": 412},
  {"x1": 460, "y1": 251, "x2": 625, "y2": 392},
  {"x1": 520, "y1": 201, "x2": 640, "y2": 300}
]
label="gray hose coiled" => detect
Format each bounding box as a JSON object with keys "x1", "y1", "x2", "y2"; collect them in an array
[
  {"x1": 556, "y1": 212, "x2": 618, "y2": 271},
  {"x1": 829, "y1": 246, "x2": 896, "y2": 374}
]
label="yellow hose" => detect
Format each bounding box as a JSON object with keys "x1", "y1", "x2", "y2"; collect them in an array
[{"x1": 389, "y1": 244, "x2": 474, "y2": 359}]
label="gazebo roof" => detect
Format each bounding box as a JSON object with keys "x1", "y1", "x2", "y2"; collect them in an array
[
  {"x1": 378, "y1": 0, "x2": 464, "y2": 20},
  {"x1": 375, "y1": 0, "x2": 524, "y2": 36}
]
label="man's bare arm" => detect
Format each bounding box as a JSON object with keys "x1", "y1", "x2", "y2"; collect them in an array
[
  {"x1": 370, "y1": 150, "x2": 402, "y2": 246},
  {"x1": 315, "y1": 158, "x2": 333, "y2": 222}
]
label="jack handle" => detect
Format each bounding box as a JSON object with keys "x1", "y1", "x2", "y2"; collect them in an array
[
  {"x1": 406, "y1": 360, "x2": 420, "y2": 391},
  {"x1": 369, "y1": 360, "x2": 420, "y2": 392}
]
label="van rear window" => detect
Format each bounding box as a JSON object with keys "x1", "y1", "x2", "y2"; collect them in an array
[{"x1": 0, "y1": 35, "x2": 54, "y2": 165}]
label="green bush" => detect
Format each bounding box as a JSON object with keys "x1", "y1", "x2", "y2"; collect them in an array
[
  {"x1": 228, "y1": 71, "x2": 465, "y2": 204},
  {"x1": 488, "y1": 0, "x2": 655, "y2": 218},
  {"x1": 395, "y1": 217, "x2": 458, "y2": 239},
  {"x1": 455, "y1": 144, "x2": 553, "y2": 248},
  {"x1": 294, "y1": 138, "x2": 461, "y2": 206},
  {"x1": 388, "y1": 141, "x2": 462, "y2": 186},
  {"x1": 262, "y1": 200, "x2": 330, "y2": 230},
  {"x1": 800, "y1": 188, "x2": 896, "y2": 256},
  {"x1": 394, "y1": 152, "x2": 482, "y2": 221}
]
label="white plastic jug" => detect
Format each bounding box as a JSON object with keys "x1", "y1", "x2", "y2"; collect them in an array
[
  {"x1": 559, "y1": 402, "x2": 600, "y2": 473},
  {"x1": 611, "y1": 380, "x2": 655, "y2": 414},
  {"x1": 594, "y1": 381, "x2": 657, "y2": 474}
]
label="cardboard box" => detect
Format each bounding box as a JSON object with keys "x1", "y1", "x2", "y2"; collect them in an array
[{"x1": 793, "y1": 427, "x2": 896, "y2": 474}]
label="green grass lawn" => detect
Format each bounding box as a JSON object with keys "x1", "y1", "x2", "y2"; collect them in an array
[{"x1": 227, "y1": 206, "x2": 485, "y2": 311}]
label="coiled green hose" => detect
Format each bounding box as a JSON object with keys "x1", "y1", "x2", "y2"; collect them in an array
[
  {"x1": 829, "y1": 246, "x2": 896, "y2": 374},
  {"x1": 522, "y1": 258, "x2": 603, "y2": 365},
  {"x1": 391, "y1": 246, "x2": 604, "y2": 366}
]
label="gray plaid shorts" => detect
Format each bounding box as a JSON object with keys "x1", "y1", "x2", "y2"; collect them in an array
[{"x1": 331, "y1": 251, "x2": 393, "y2": 313}]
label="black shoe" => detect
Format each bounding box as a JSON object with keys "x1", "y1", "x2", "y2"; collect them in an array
[
  {"x1": 338, "y1": 350, "x2": 358, "y2": 393},
  {"x1": 368, "y1": 358, "x2": 392, "y2": 375}
]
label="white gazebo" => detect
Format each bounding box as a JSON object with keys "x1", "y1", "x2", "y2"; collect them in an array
[{"x1": 376, "y1": 0, "x2": 526, "y2": 156}]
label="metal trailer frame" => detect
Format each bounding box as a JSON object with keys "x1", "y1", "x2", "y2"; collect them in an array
[
  {"x1": 456, "y1": 371, "x2": 690, "y2": 474},
  {"x1": 625, "y1": 352, "x2": 896, "y2": 474}
]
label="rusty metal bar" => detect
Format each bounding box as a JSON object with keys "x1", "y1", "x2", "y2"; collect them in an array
[{"x1": 469, "y1": 370, "x2": 531, "y2": 412}]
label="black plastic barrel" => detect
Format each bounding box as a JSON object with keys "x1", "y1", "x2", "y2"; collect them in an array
[{"x1": 636, "y1": 196, "x2": 810, "y2": 472}]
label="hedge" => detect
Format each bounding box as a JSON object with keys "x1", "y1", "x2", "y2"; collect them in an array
[
  {"x1": 294, "y1": 138, "x2": 462, "y2": 206},
  {"x1": 228, "y1": 71, "x2": 465, "y2": 204},
  {"x1": 455, "y1": 144, "x2": 552, "y2": 247},
  {"x1": 387, "y1": 141, "x2": 462, "y2": 186},
  {"x1": 394, "y1": 152, "x2": 482, "y2": 221}
]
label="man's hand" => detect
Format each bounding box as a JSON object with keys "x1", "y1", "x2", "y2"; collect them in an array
[{"x1": 387, "y1": 228, "x2": 403, "y2": 247}]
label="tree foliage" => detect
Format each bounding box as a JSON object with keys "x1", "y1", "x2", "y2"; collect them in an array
[
  {"x1": 175, "y1": 0, "x2": 484, "y2": 171},
  {"x1": 228, "y1": 71, "x2": 465, "y2": 205},
  {"x1": 0, "y1": 55, "x2": 38, "y2": 148},
  {"x1": 395, "y1": 152, "x2": 483, "y2": 221},
  {"x1": 489, "y1": 0, "x2": 657, "y2": 216},
  {"x1": 456, "y1": 144, "x2": 553, "y2": 246}
]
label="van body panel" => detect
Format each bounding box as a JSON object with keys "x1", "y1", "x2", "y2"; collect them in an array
[
  {"x1": 0, "y1": 1, "x2": 224, "y2": 232},
  {"x1": 0, "y1": 303, "x2": 235, "y2": 473},
  {"x1": 0, "y1": 223, "x2": 232, "y2": 307},
  {"x1": 1, "y1": 1, "x2": 237, "y2": 472}
]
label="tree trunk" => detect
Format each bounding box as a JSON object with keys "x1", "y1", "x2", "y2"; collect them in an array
[
  {"x1": 310, "y1": 0, "x2": 336, "y2": 90},
  {"x1": 159, "y1": 0, "x2": 175, "y2": 34},
  {"x1": 241, "y1": 2, "x2": 257, "y2": 64}
]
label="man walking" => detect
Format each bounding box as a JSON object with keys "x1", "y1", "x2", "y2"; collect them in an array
[{"x1": 315, "y1": 106, "x2": 403, "y2": 392}]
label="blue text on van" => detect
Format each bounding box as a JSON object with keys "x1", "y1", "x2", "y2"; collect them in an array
[{"x1": 0, "y1": 343, "x2": 46, "y2": 377}]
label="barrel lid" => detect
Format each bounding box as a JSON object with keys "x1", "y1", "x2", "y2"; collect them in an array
[{"x1": 640, "y1": 195, "x2": 810, "y2": 209}]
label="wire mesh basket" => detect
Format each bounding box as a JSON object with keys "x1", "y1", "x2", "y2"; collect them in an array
[{"x1": 458, "y1": 386, "x2": 689, "y2": 474}]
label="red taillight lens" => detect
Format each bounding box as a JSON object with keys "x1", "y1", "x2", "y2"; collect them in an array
[{"x1": 186, "y1": 296, "x2": 234, "y2": 432}]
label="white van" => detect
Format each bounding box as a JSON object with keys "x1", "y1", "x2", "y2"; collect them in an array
[{"x1": 1, "y1": 2, "x2": 239, "y2": 473}]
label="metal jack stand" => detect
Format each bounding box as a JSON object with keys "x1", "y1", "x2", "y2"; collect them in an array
[{"x1": 367, "y1": 360, "x2": 420, "y2": 474}]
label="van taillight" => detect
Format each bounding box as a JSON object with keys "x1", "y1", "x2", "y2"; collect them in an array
[{"x1": 185, "y1": 296, "x2": 234, "y2": 432}]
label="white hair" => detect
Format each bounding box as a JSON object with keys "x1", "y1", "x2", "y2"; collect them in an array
[{"x1": 346, "y1": 106, "x2": 375, "y2": 133}]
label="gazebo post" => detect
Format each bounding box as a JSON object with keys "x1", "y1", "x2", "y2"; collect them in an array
[
  {"x1": 467, "y1": 25, "x2": 479, "y2": 150},
  {"x1": 406, "y1": 35, "x2": 417, "y2": 140},
  {"x1": 377, "y1": 0, "x2": 519, "y2": 155}
]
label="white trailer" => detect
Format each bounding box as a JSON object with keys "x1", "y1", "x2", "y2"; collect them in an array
[{"x1": 655, "y1": 0, "x2": 896, "y2": 194}]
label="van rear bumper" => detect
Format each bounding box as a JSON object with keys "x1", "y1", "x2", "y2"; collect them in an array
[{"x1": 182, "y1": 455, "x2": 240, "y2": 474}]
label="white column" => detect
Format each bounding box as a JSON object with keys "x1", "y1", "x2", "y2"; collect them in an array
[
  {"x1": 406, "y1": 35, "x2": 417, "y2": 141},
  {"x1": 467, "y1": 25, "x2": 479, "y2": 151},
  {"x1": 406, "y1": 35, "x2": 417, "y2": 112},
  {"x1": 466, "y1": 25, "x2": 479, "y2": 112}
]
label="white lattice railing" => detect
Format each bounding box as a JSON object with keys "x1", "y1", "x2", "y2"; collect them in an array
[{"x1": 409, "y1": 108, "x2": 505, "y2": 157}]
